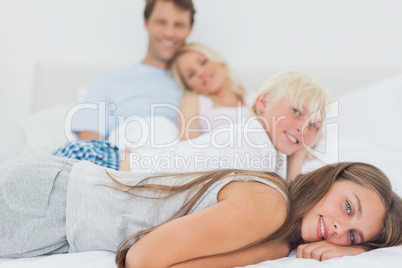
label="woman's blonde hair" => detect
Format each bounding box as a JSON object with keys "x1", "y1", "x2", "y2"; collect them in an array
[
  {"x1": 250, "y1": 71, "x2": 328, "y2": 116},
  {"x1": 168, "y1": 42, "x2": 245, "y2": 98}
]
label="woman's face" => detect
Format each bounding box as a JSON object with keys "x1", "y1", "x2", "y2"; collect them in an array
[
  {"x1": 176, "y1": 51, "x2": 228, "y2": 95},
  {"x1": 301, "y1": 180, "x2": 386, "y2": 246}
]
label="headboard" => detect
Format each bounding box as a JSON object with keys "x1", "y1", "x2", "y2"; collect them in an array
[
  {"x1": 31, "y1": 61, "x2": 130, "y2": 112},
  {"x1": 31, "y1": 60, "x2": 402, "y2": 112}
]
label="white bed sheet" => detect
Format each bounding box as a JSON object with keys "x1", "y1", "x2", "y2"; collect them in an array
[
  {"x1": 1, "y1": 247, "x2": 401, "y2": 268},
  {"x1": 2, "y1": 74, "x2": 402, "y2": 267}
]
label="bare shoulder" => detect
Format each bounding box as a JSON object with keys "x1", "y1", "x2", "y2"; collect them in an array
[
  {"x1": 179, "y1": 93, "x2": 199, "y2": 116},
  {"x1": 218, "y1": 179, "x2": 286, "y2": 204},
  {"x1": 218, "y1": 179, "x2": 288, "y2": 230},
  {"x1": 180, "y1": 92, "x2": 199, "y2": 106}
]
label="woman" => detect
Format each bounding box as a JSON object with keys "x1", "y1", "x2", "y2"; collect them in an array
[
  {"x1": 169, "y1": 43, "x2": 253, "y2": 140},
  {"x1": 1, "y1": 156, "x2": 401, "y2": 267}
]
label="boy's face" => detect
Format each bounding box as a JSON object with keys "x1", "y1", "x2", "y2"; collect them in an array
[
  {"x1": 256, "y1": 96, "x2": 323, "y2": 156},
  {"x1": 145, "y1": 1, "x2": 193, "y2": 66}
]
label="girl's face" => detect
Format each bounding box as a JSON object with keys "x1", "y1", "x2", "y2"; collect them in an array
[
  {"x1": 301, "y1": 180, "x2": 386, "y2": 245},
  {"x1": 176, "y1": 51, "x2": 228, "y2": 96},
  {"x1": 256, "y1": 96, "x2": 322, "y2": 156}
]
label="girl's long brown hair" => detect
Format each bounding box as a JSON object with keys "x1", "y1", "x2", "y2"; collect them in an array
[{"x1": 111, "y1": 169, "x2": 287, "y2": 268}]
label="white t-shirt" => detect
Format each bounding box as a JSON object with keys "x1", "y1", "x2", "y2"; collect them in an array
[{"x1": 128, "y1": 118, "x2": 287, "y2": 179}]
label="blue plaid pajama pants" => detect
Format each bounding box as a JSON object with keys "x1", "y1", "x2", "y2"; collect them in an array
[{"x1": 52, "y1": 140, "x2": 120, "y2": 170}]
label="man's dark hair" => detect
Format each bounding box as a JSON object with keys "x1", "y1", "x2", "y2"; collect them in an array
[{"x1": 144, "y1": 0, "x2": 195, "y2": 25}]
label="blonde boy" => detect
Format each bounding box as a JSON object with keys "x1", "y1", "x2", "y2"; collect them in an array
[{"x1": 251, "y1": 71, "x2": 327, "y2": 180}]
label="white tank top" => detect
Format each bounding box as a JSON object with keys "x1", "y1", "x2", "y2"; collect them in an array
[{"x1": 198, "y1": 92, "x2": 254, "y2": 133}]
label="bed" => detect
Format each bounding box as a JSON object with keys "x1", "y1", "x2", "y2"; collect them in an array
[{"x1": 1, "y1": 62, "x2": 401, "y2": 267}]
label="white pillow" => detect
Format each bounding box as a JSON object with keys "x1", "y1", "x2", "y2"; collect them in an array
[
  {"x1": 20, "y1": 103, "x2": 75, "y2": 154},
  {"x1": 304, "y1": 74, "x2": 402, "y2": 196},
  {"x1": 76, "y1": 86, "x2": 89, "y2": 102}
]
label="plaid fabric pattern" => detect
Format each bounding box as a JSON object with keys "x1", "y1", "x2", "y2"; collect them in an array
[{"x1": 53, "y1": 140, "x2": 120, "y2": 170}]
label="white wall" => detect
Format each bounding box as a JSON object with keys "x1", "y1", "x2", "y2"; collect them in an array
[{"x1": 0, "y1": 0, "x2": 401, "y2": 162}]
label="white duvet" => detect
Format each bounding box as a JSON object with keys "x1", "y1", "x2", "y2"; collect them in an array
[{"x1": 2, "y1": 75, "x2": 402, "y2": 267}]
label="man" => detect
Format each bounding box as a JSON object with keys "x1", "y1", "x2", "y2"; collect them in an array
[{"x1": 72, "y1": 0, "x2": 195, "y2": 141}]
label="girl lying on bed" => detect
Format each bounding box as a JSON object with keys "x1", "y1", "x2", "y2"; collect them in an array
[
  {"x1": 1, "y1": 156, "x2": 401, "y2": 268},
  {"x1": 54, "y1": 71, "x2": 327, "y2": 181}
]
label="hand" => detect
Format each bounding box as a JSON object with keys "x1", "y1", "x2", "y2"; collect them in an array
[
  {"x1": 286, "y1": 149, "x2": 309, "y2": 182},
  {"x1": 118, "y1": 150, "x2": 132, "y2": 172},
  {"x1": 296, "y1": 241, "x2": 367, "y2": 261},
  {"x1": 290, "y1": 148, "x2": 309, "y2": 160},
  {"x1": 288, "y1": 133, "x2": 321, "y2": 163},
  {"x1": 309, "y1": 129, "x2": 323, "y2": 149},
  {"x1": 305, "y1": 130, "x2": 323, "y2": 160}
]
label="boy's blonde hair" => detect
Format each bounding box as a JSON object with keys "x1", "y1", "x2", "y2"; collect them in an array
[
  {"x1": 251, "y1": 71, "x2": 328, "y2": 116},
  {"x1": 168, "y1": 42, "x2": 245, "y2": 98}
]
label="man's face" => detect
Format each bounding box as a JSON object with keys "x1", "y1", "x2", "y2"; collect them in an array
[{"x1": 145, "y1": 1, "x2": 193, "y2": 66}]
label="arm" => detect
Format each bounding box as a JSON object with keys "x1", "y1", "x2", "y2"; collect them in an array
[
  {"x1": 306, "y1": 130, "x2": 323, "y2": 160},
  {"x1": 177, "y1": 93, "x2": 201, "y2": 141},
  {"x1": 296, "y1": 241, "x2": 369, "y2": 261},
  {"x1": 286, "y1": 149, "x2": 306, "y2": 182},
  {"x1": 287, "y1": 127, "x2": 323, "y2": 181},
  {"x1": 170, "y1": 239, "x2": 290, "y2": 268},
  {"x1": 77, "y1": 131, "x2": 104, "y2": 140},
  {"x1": 118, "y1": 150, "x2": 131, "y2": 172},
  {"x1": 72, "y1": 74, "x2": 111, "y2": 138},
  {"x1": 125, "y1": 181, "x2": 287, "y2": 268}
]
